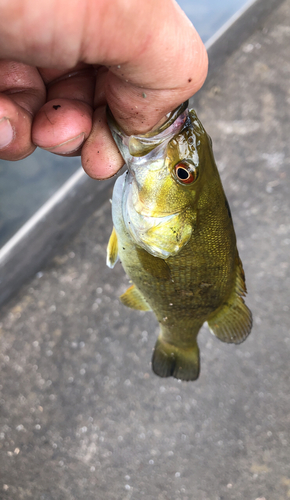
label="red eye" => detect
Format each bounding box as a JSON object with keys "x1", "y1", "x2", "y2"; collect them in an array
[{"x1": 174, "y1": 161, "x2": 198, "y2": 184}]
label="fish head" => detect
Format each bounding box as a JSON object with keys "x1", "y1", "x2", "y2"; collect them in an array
[{"x1": 109, "y1": 104, "x2": 216, "y2": 258}]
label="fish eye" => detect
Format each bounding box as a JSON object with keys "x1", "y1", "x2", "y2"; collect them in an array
[{"x1": 174, "y1": 161, "x2": 199, "y2": 185}]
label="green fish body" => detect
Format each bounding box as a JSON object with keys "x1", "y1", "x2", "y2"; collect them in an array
[{"x1": 107, "y1": 103, "x2": 252, "y2": 381}]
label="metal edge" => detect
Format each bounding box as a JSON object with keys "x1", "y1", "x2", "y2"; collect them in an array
[
  {"x1": 0, "y1": 0, "x2": 284, "y2": 307},
  {"x1": 0, "y1": 168, "x2": 85, "y2": 264},
  {"x1": 0, "y1": 169, "x2": 114, "y2": 306}
]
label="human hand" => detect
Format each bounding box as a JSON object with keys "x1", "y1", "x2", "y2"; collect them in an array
[{"x1": 0, "y1": 0, "x2": 208, "y2": 179}]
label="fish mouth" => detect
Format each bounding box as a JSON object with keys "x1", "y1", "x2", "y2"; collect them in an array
[
  {"x1": 123, "y1": 184, "x2": 178, "y2": 236},
  {"x1": 133, "y1": 196, "x2": 178, "y2": 218},
  {"x1": 128, "y1": 171, "x2": 176, "y2": 217},
  {"x1": 140, "y1": 212, "x2": 177, "y2": 227}
]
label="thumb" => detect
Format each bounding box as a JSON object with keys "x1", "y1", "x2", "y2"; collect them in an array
[
  {"x1": 82, "y1": 0, "x2": 208, "y2": 179},
  {"x1": 103, "y1": 1, "x2": 208, "y2": 134}
]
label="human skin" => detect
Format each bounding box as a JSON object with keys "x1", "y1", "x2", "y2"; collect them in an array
[{"x1": 0, "y1": 0, "x2": 208, "y2": 179}]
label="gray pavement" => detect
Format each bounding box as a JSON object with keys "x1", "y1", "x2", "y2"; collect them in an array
[{"x1": 0, "y1": 2, "x2": 290, "y2": 499}]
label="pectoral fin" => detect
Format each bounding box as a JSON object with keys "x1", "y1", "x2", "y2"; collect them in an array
[
  {"x1": 207, "y1": 256, "x2": 252, "y2": 344},
  {"x1": 136, "y1": 248, "x2": 171, "y2": 280},
  {"x1": 106, "y1": 227, "x2": 119, "y2": 268},
  {"x1": 120, "y1": 285, "x2": 151, "y2": 311}
]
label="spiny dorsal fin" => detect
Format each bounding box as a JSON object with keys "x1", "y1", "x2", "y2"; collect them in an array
[
  {"x1": 106, "y1": 227, "x2": 119, "y2": 269},
  {"x1": 152, "y1": 336, "x2": 200, "y2": 381},
  {"x1": 120, "y1": 284, "x2": 151, "y2": 311},
  {"x1": 207, "y1": 255, "x2": 252, "y2": 344}
]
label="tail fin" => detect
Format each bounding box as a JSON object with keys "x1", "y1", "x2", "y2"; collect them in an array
[{"x1": 152, "y1": 337, "x2": 200, "y2": 381}]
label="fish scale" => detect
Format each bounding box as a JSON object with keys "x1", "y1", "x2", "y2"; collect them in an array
[{"x1": 106, "y1": 102, "x2": 252, "y2": 381}]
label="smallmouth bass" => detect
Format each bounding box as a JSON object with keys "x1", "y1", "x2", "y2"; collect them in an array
[{"x1": 106, "y1": 102, "x2": 252, "y2": 381}]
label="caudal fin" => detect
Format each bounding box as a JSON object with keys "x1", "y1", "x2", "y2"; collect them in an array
[{"x1": 152, "y1": 337, "x2": 200, "y2": 381}]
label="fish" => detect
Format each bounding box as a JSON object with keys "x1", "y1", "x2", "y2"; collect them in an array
[{"x1": 106, "y1": 101, "x2": 252, "y2": 381}]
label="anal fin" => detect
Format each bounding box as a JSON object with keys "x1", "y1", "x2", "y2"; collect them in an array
[
  {"x1": 152, "y1": 336, "x2": 200, "y2": 381},
  {"x1": 120, "y1": 284, "x2": 151, "y2": 311},
  {"x1": 208, "y1": 255, "x2": 252, "y2": 344},
  {"x1": 106, "y1": 227, "x2": 119, "y2": 268}
]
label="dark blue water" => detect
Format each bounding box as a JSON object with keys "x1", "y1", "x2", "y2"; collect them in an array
[{"x1": 0, "y1": 0, "x2": 248, "y2": 248}]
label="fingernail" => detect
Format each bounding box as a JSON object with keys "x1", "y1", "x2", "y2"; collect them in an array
[
  {"x1": 43, "y1": 133, "x2": 85, "y2": 154},
  {"x1": 0, "y1": 118, "x2": 14, "y2": 149}
]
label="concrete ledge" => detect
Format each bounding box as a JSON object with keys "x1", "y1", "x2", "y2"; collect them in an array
[{"x1": 0, "y1": 170, "x2": 114, "y2": 305}]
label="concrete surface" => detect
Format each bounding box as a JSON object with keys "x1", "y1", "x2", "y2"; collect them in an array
[{"x1": 0, "y1": 1, "x2": 290, "y2": 499}]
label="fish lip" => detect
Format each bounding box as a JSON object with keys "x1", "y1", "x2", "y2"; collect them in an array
[
  {"x1": 133, "y1": 197, "x2": 178, "y2": 218},
  {"x1": 107, "y1": 101, "x2": 189, "y2": 158}
]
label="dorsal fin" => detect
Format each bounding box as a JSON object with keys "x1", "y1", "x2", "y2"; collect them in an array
[{"x1": 207, "y1": 255, "x2": 252, "y2": 344}]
